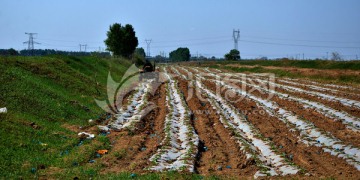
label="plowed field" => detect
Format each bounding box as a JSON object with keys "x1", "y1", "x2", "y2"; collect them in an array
[{"x1": 97, "y1": 65, "x2": 360, "y2": 179}]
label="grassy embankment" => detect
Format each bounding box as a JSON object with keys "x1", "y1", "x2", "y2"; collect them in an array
[{"x1": 0, "y1": 55, "x2": 132, "y2": 178}]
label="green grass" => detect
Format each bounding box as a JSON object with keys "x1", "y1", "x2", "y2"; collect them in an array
[
  {"x1": 0, "y1": 55, "x2": 131, "y2": 178},
  {"x1": 216, "y1": 59, "x2": 360, "y2": 70}
]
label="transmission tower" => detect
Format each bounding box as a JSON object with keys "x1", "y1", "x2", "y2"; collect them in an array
[
  {"x1": 145, "y1": 39, "x2": 152, "y2": 57},
  {"x1": 233, "y1": 29, "x2": 240, "y2": 50},
  {"x1": 79, "y1": 44, "x2": 87, "y2": 52},
  {"x1": 23, "y1": 32, "x2": 40, "y2": 50}
]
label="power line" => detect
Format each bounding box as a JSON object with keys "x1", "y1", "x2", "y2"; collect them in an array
[
  {"x1": 152, "y1": 35, "x2": 230, "y2": 43},
  {"x1": 37, "y1": 34, "x2": 360, "y2": 51},
  {"x1": 39, "y1": 42, "x2": 78, "y2": 48},
  {"x1": 37, "y1": 38, "x2": 104, "y2": 44},
  {"x1": 240, "y1": 39, "x2": 360, "y2": 49},
  {"x1": 151, "y1": 39, "x2": 230, "y2": 48},
  {"x1": 148, "y1": 35, "x2": 360, "y2": 50},
  {"x1": 143, "y1": 33, "x2": 360, "y2": 46},
  {"x1": 243, "y1": 35, "x2": 360, "y2": 44},
  {"x1": 37, "y1": 38, "x2": 80, "y2": 43},
  {"x1": 23, "y1": 32, "x2": 40, "y2": 50},
  {"x1": 20, "y1": 33, "x2": 360, "y2": 58}
]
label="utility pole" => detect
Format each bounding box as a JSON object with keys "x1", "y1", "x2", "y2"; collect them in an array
[
  {"x1": 303, "y1": 53, "x2": 304, "y2": 60},
  {"x1": 145, "y1": 39, "x2": 152, "y2": 57},
  {"x1": 326, "y1": 52, "x2": 329, "y2": 60},
  {"x1": 23, "y1": 32, "x2": 40, "y2": 50},
  {"x1": 233, "y1": 29, "x2": 240, "y2": 50}
]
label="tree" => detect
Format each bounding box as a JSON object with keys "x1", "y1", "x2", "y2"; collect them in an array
[
  {"x1": 8, "y1": 48, "x2": 19, "y2": 56},
  {"x1": 0, "y1": 48, "x2": 19, "y2": 56},
  {"x1": 169, "y1": 47, "x2": 190, "y2": 61},
  {"x1": 135, "y1": 47, "x2": 146, "y2": 58},
  {"x1": 259, "y1": 56, "x2": 268, "y2": 60},
  {"x1": 133, "y1": 48, "x2": 146, "y2": 66},
  {"x1": 225, "y1": 49, "x2": 240, "y2": 60},
  {"x1": 104, "y1": 23, "x2": 138, "y2": 57}
]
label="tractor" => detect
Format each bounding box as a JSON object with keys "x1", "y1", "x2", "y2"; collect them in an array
[{"x1": 139, "y1": 58, "x2": 159, "y2": 82}]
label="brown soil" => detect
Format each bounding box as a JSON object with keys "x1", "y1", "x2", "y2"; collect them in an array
[
  {"x1": 209, "y1": 65, "x2": 360, "y2": 96},
  {"x1": 250, "y1": 87, "x2": 360, "y2": 147},
  {"x1": 203, "y1": 69, "x2": 360, "y2": 144},
  {"x1": 184, "y1": 66, "x2": 360, "y2": 178},
  {"x1": 100, "y1": 83, "x2": 166, "y2": 174},
  {"x1": 226, "y1": 64, "x2": 360, "y2": 83},
  {"x1": 274, "y1": 79, "x2": 360, "y2": 102},
  {"x1": 201, "y1": 79, "x2": 360, "y2": 178},
  {"x1": 272, "y1": 86, "x2": 360, "y2": 119},
  {"x1": 120, "y1": 89, "x2": 135, "y2": 108},
  {"x1": 61, "y1": 124, "x2": 80, "y2": 133},
  {"x1": 176, "y1": 76, "x2": 258, "y2": 177},
  {"x1": 78, "y1": 66, "x2": 360, "y2": 179},
  {"x1": 202, "y1": 69, "x2": 360, "y2": 147}
]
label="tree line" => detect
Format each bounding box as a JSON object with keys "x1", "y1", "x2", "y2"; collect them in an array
[
  {"x1": 0, "y1": 48, "x2": 110, "y2": 57},
  {"x1": 104, "y1": 23, "x2": 237, "y2": 62},
  {"x1": 1, "y1": 22, "x2": 242, "y2": 61}
]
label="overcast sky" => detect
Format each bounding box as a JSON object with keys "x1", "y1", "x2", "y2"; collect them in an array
[{"x1": 1, "y1": 0, "x2": 360, "y2": 59}]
